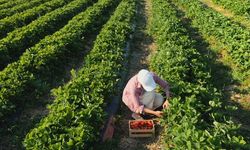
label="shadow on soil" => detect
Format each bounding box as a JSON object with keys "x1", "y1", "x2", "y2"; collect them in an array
[{"x1": 95, "y1": 0, "x2": 159, "y2": 149}]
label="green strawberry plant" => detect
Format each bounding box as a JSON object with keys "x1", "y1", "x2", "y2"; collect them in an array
[
  {"x1": 212, "y1": 0, "x2": 250, "y2": 19},
  {"x1": 0, "y1": 0, "x2": 120, "y2": 120},
  {"x1": 172, "y1": 0, "x2": 250, "y2": 81},
  {"x1": 0, "y1": 0, "x2": 72, "y2": 38},
  {"x1": 0, "y1": 0, "x2": 95, "y2": 69},
  {"x1": 149, "y1": 0, "x2": 247, "y2": 149},
  {"x1": 24, "y1": 0, "x2": 135, "y2": 148},
  {"x1": 0, "y1": 0, "x2": 51, "y2": 19}
]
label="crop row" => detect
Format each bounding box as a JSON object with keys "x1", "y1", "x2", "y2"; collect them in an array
[
  {"x1": 0, "y1": 0, "x2": 72, "y2": 39},
  {"x1": 0, "y1": 0, "x2": 7, "y2": 4},
  {"x1": 0, "y1": 0, "x2": 120, "y2": 120},
  {"x1": 0, "y1": 0, "x2": 9, "y2": 5},
  {"x1": 24, "y1": 0, "x2": 135, "y2": 149},
  {"x1": 212, "y1": 0, "x2": 250, "y2": 18},
  {"x1": 0, "y1": 0, "x2": 25, "y2": 10},
  {"x1": 0, "y1": 0, "x2": 51, "y2": 20},
  {"x1": 0, "y1": 0, "x2": 95, "y2": 70},
  {"x1": 172, "y1": 0, "x2": 250, "y2": 79},
  {"x1": 149, "y1": 0, "x2": 246, "y2": 149}
]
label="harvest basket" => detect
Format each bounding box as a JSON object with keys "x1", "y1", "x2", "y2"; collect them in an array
[{"x1": 129, "y1": 120, "x2": 155, "y2": 137}]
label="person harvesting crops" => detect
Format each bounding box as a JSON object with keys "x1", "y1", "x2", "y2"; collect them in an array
[{"x1": 122, "y1": 69, "x2": 170, "y2": 120}]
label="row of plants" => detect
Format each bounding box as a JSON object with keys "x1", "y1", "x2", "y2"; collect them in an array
[
  {"x1": 24, "y1": 0, "x2": 135, "y2": 149},
  {"x1": 0, "y1": 0, "x2": 72, "y2": 39},
  {"x1": 172, "y1": 0, "x2": 250, "y2": 80},
  {"x1": 0, "y1": 0, "x2": 51, "y2": 19},
  {"x1": 0, "y1": 0, "x2": 9, "y2": 5},
  {"x1": 212, "y1": 0, "x2": 250, "y2": 19},
  {"x1": 149, "y1": 0, "x2": 246, "y2": 149},
  {"x1": 0, "y1": 0, "x2": 94, "y2": 70},
  {"x1": 0, "y1": 0, "x2": 25, "y2": 10},
  {"x1": 0, "y1": 0, "x2": 120, "y2": 120}
]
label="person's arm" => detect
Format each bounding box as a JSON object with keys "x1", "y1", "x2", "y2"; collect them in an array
[
  {"x1": 152, "y1": 72, "x2": 170, "y2": 98},
  {"x1": 143, "y1": 108, "x2": 163, "y2": 117},
  {"x1": 152, "y1": 72, "x2": 170, "y2": 109},
  {"x1": 128, "y1": 91, "x2": 164, "y2": 117}
]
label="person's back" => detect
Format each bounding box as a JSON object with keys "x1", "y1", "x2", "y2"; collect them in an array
[{"x1": 122, "y1": 69, "x2": 171, "y2": 120}]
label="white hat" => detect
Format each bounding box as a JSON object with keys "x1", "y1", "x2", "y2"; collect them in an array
[{"x1": 138, "y1": 69, "x2": 156, "y2": 91}]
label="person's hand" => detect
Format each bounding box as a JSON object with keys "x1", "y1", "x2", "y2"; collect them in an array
[
  {"x1": 163, "y1": 100, "x2": 170, "y2": 109},
  {"x1": 154, "y1": 111, "x2": 163, "y2": 117}
]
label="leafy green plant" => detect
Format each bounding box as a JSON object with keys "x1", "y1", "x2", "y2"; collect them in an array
[
  {"x1": 0, "y1": 0, "x2": 26, "y2": 10},
  {"x1": 0, "y1": 0, "x2": 95, "y2": 69},
  {"x1": 24, "y1": 0, "x2": 135, "y2": 148},
  {"x1": 0, "y1": 0, "x2": 119, "y2": 120},
  {"x1": 149, "y1": 0, "x2": 246, "y2": 149},
  {"x1": 0, "y1": 0, "x2": 72, "y2": 38},
  {"x1": 212, "y1": 0, "x2": 250, "y2": 19},
  {"x1": 172, "y1": 0, "x2": 250, "y2": 81},
  {"x1": 0, "y1": 0, "x2": 51, "y2": 19}
]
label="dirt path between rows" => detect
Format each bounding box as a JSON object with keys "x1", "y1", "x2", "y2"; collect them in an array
[
  {"x1": 113, "y1": 0, "x2": 164, "y2": 149},
  {"x1": 201, "y1": 0, "x2": 250, "y2": 29}
]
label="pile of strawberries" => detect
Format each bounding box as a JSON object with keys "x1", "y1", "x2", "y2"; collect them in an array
[{"x1": 130, "y1": 120, "x2": 154, "y2": 129}]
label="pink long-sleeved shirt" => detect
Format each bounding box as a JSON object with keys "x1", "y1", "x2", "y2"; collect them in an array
[{"x1": 122, "y1": 72, "x2": 169, "y2": 114}]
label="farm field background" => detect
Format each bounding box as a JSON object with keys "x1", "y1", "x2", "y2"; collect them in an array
[{"x1": 0, "y1": 0, "x2": 249, "y2": 149}]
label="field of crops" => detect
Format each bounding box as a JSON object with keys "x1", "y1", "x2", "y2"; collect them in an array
[{"x1": 0, "y1": 0, "x2": 249, "y2": 149}]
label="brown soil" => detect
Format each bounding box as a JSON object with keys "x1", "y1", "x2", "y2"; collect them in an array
[{"x1": 114, "y1": 0, "x2": 164, "y2": 149}]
